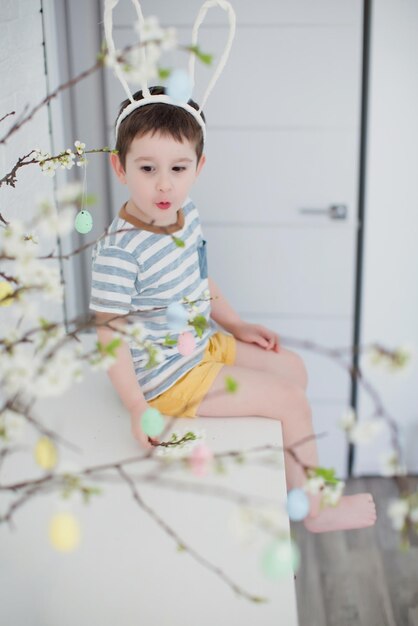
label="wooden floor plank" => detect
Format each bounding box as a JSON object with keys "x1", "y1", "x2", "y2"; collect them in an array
[
  {"x1": 409, "y1": 606, "x2": 418, "y2": 626},
  {"x1": 293, "y1": 477, "x2": 418, "y2": 626},
  {"x1": 291, "y1": 522, "x2": 327, "y2": 626}
]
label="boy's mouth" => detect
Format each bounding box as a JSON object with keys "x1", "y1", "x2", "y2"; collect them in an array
[{"x1": 156, "y1": 202, "x2": 171, "y2": 210}]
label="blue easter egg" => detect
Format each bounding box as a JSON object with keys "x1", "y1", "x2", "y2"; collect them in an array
[
  {"x1": 286, "y1": 488, "x2": 310, "y2": 521},
  {"x1": 166, "y1": 302, "x2": 189, "y2": 331},
  {"x1": 166, "y1": 69, "x2": 193, "y2": 104},
  {"x1": 75, "y1": 210, "x2": 93, "y2": 234}
]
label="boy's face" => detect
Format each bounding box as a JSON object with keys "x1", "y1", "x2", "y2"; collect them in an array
[{"x1": 110, "y1": 131, "x2": 206, "y2": 225}]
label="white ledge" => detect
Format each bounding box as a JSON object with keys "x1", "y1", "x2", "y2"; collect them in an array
[{"x1": 0, "y1": 332, "x2": 299, "y2": 625}]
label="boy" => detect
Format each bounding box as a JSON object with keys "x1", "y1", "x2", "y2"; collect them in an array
[{"x1": 90, "y1": 86, "x2": 377, "y2": 533}]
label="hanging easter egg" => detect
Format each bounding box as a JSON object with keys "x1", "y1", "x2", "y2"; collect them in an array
[
  {"x1": 34, "y1": 436, "x2": 58, "y2": 470},
  {"x1": 166, "y1": 302, "x2": 189, "y2": 331},
  {"x1": 189, "y1": 442, "x2": 214, "y2": 477},
  {"x1": 49, "y1": 512, "x2": 81, "y2": 552},
  {"x1": 141, "y1": 407, "x2": 165, "y2": 437},
  {"x1": 0, "y1": 281, "x2": 14, "y2": 307},
  {"x1": 166, "y1": 68, "x2": 193, "y2": 104},
  {"x1": 74, "y1": 210, "x2": 93, "y2": 234},
  {"x1": 286, "y1": 488, "x2": 310, "y2": 521},
  {"x1": 177, "y1": 331, "x2": 195, "y2": 356},
  {"x1": 260, "y1": 538, "x2": 300, "y2": 580}
]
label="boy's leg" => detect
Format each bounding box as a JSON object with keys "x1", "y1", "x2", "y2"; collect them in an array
[
  {"x1": 195, "y1": 364, "x2": 321, "y2": 516},
  {"x1": 195, "y1": 363, "x2": 377, "y2": 533},
  {"x1": 233, "y1": 340, "x2": 309, "y2": 391}
]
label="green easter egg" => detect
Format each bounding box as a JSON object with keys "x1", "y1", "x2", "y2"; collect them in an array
[
  {"x1": 141, "y1": 407, "x2": 164, "y2": 437},
  {"x1": 75, "y1": 210, "x2": 93, "y2": 234},
  {"x1": 260, "y1": 538, "x2": 300, "y2": 579}
]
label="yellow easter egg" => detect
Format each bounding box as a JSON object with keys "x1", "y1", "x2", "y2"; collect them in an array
[
  {"x1": 0, "y1": 281, "x2": 14, "y2": 307},
  {"x1": 34, "y1": 436, "x2": 58, "y2": 470},
  {"x1": 49, "y1": 512, "x2": 81, "y2": 552}
]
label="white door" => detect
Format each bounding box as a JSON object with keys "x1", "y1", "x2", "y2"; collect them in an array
[{"x1": 103, "y1": 0, "x2": 364, "y2": 479}]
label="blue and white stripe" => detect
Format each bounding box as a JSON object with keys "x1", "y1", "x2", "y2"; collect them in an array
[{"x1": 89, "y1": 198, "x2": 218, "y2": 400}]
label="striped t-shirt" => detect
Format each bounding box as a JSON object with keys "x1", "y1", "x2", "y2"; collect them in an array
[{"x1": 89, "y1": 197, "x2": 219, "y2": 401}]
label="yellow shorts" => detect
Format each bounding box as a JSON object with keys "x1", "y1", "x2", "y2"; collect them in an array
[{"x1": 147, "y1": 331, "x2": 237, "y2": 419}]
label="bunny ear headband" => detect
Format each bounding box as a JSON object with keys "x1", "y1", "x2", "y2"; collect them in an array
[{"x1": 103, "y1": 0, "x2": 237, "y2": 145}]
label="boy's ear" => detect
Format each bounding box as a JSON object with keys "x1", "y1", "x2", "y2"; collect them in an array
[
  {"x1": 196, "y1": 153, "x2": 206, "y2": 177},
  {"x1": 109, "y1": 152, "x2": 127, "y2": 184}
]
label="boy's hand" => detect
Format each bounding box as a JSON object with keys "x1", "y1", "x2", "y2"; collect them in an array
[
  {"x1": 229, "y1": 321, "x2": 280, "y2": 352},
  {"x1": 130, "y1": 406, "x2": 160, "y2": 450}
]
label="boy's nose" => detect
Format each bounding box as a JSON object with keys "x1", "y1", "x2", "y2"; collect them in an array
[{"x1": 157, "y1": 176, "x2": 172, "y2": 192}]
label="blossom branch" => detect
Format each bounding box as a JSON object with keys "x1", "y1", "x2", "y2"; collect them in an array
[{"x1": 116, "y1": 464, "x2": 269, "y2": 603}]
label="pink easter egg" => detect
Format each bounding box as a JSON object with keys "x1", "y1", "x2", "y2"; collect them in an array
[
  {"x1": 189, "y1": 443, "x2": 214, "y2": 477},
  {"x1": 177, "y1": 331, "x2": 196, "y2": 356}
]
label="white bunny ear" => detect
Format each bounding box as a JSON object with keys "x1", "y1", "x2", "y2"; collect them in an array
[
  {"x1": 188, "y1": 0, "x2": 237, "y2": 113},
  {"x1": 105, "y1": 0, "x2": 237, "y2": 143},
  {"x1": 104, "y1": 0, "x2": 153, "y2": 101}
]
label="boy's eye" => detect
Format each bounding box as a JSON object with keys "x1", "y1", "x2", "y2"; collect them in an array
[{"x1": 140, "y1": 166, "x2": 187, "y2": 172}]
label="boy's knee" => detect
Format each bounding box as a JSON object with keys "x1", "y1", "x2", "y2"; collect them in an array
[{"x1": 275, "y1": 379, "x2": 311, "y2": 417}]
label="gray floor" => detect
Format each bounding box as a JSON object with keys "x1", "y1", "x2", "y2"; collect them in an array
[{"x1": 291, "y1": 476, "x2": 418, "y2": 626}]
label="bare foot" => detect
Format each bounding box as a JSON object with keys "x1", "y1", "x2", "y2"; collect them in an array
[{"x1": 303, "y1": 493, "x2": 377, "y2": 534}]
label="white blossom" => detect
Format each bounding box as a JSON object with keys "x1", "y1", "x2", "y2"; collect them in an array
[
  {"x1": 32, "y1": 147, "x2": 85, "y2": 177},
  {"x1": 0, "y1": 408, "x2": 27, "y2": 445},
  {"x1": 33, "y1": 324, "x2": 67, "y2": 351},
  {"x1": 303, "y1": 475, "x2": 325, "y2": 494},
  {"x1": 41, "y1": 204, "x2": 76, "y2": 237},
  {"x1": 105, "y1": 44, "x2": 158, "y2": 86},
  {"x1": 74, "y1": 140, "x2": 86, "y2": 156},
  {"x1": 339, "y1": 406, "x2": 356, "y2": 431},
  {"x1": 1, "y1": 219, "x2": 38, "y2": 260},
  {"x1": 35, "y1": 199, "x2": 77, "y2": 237},
  {"x1": 26, "y1": 345, "x2": 85, "y2": 398},
  {"x1": 387, "y1": 498, "x2": 409, "y2": 530},
  {"x1": 135, "y1": 17, "x2": 178, "y2": 53},
  {"x1": 144, "y1": 339, "x2": 165, "y2": 365},
  {"x1": 321, "y1": 480, "x2": 345, "y2": 507},
  {"x1": 60, "y1": 150, "x2": 76, "y2": 170},
  {"x1": 123, "y1": 46, "x2": 159, "y2": 85},
  {"x1": 124, "y1": 321, "x2": 146, "y2": 344},
  {"x1": 106, "y1": 15, "x2": 178, "y2": 87},
  {"x1": 1, "y1": 326, "x2": 25, "y2": 348},
  {"x1": 14, "y1": 260, "x2": 63, "y2": 303},
  {"x1": 379, "y1": 450, "x2": 407, "y2": 476},
  {"x1": 12, "y1": 297, "x2": 39, "y2": 322},
  {"x1": 366, "y1": 343, "x2": 414, "y2": 375},
  {"x1": 134, "y1": 15, "x2": 164, "y2": 43},
  {"x1": 55, "y1": 180, "x2": 83, "y2": 204},
  {"x1": 103, "y1": 49, "x2": 118, "y2": 69},
  {"x1": 160, "y1": 27, "x2": 177, "y2": 52},
  {"x1": 348, "y1": 419, "x2": 384, "y2": 444},
  {"x1": 0, "y1": 344, "x2": 44, "y2": 396},
  {"x1": 89, "y1": 352, "x2": 117, "y2": 371}
]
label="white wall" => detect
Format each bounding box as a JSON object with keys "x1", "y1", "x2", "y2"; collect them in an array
[
  {"x1": 0, "y1": 0, "x2": 63, "y2": 326},
  {"x1": 354, "y1": 0, "x2": 418, "y2": 475}
]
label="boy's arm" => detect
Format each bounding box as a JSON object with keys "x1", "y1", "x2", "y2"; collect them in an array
[
  {"x1": 94, "y1": 312, "x2": 148, "y2": 414},
  {"x1": 208, "y1": 276, "x2": 242, "y2": 333}
]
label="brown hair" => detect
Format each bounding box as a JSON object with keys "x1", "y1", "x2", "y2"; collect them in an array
[{"x1": 114, "y1": 85, "x2": 206, "y2": 171}]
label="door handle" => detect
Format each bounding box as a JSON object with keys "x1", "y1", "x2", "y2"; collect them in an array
[{"x1": 298, "y1": 204, "x2": 348, "y2": 220}]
